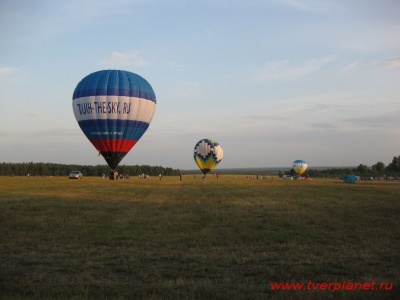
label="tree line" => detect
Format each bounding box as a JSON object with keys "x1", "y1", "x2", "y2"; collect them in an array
[
  {"x1": 2, "y1": 155, "x2": 400, "y2": 178},
  {"x1": 285, "y1": 155, "x2": 400, "y2": 178},
  {"x1": 0, "y1": 162, "x2": 181, "y2": 177}
]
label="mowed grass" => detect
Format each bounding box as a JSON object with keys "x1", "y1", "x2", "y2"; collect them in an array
[{"x1": 0, "y1": 176, "x2": 399, "y2": 299}]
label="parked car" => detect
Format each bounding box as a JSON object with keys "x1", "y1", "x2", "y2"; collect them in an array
[
  {"x1": 69, "y1": 171, "x2": 83, "y2": 179},
  {"x1": 282, "y1": 175, "x2": 293, "y2": 180}
]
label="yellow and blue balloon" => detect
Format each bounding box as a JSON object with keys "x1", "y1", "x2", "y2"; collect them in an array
[
  {"x1": 293, "y1": 160, "x2": 308, "y2": 176},
  {"x1": 194, "y1": 139, "x2": 223, "y2": 175}
]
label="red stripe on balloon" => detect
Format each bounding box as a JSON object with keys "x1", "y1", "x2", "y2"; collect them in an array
[{"x1": 90, "y1": 139, "x2": 137, "y2": 152}]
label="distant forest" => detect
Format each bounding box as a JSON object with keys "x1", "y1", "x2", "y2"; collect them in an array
[
  {"x1": 0, "y1": 162, "x2": 181, "y2": 177},
  {"x1": 285, "y1": 155, "x2": 400, "y2": 178},
  {"x1": 1, "y1": 155, "x2": 399, "y2": 178}
]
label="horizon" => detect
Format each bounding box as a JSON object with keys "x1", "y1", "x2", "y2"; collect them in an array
[{"x1": 0, "y1": 160, "x2": 384, "y2": 171}]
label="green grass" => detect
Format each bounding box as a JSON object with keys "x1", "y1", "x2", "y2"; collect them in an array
[{"x1": 0, "y1": 176, "x2": 399, "y2": 299}]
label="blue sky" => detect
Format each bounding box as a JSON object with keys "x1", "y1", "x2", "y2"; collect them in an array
[{"x1": 1, "y1": 0, "x2": 399, "y2": 170}]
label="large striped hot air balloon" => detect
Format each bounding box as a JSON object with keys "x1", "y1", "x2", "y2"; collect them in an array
[
  {"x1": 193, "y1": 139, "x2": 223, "y2": 175},
  {"x1": 72, "y1": 70, "x2": 156, "y2": 170}
]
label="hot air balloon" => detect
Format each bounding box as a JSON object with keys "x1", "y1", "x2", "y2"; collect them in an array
[
  {"x1": 72, "y1": 70, "x2": 156, "y2": 171},
  {"x1": 193, "y1": 139, "x2": 223, "y2": 176},
  {"x1": 292, "y1": 160, "x2": 307, "y2": 176}
]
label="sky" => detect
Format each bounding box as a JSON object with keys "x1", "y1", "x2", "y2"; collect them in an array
[{"x1": 1, "y1": 0, "x2": 399, "y2": 170}]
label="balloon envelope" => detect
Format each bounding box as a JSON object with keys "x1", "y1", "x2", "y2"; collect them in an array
[
  {"x1": 293, "y1": 160, "x2": 307, "y2": 176},
  {"x1": 193, "y1": 139, "x2": 223, "y2": 175},
  {"x1": 72, "y1": 70, "x2": 156, "y2": 169}
]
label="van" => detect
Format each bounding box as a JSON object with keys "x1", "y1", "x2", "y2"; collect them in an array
[{"x1": 69, "y1": 171, "x2": 83, "y2": 179}]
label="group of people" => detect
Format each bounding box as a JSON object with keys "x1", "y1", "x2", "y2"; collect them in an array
[
  {"x1": 193, "y1": 173, "x2": 220, "y2": 180},
  {"x1": 104, "y1": 171, "x2": 129, "y2": 180},
  {"x1": 139, "y1": 173, "x2": 150, "y2": 179},
  {"x1": 103, "y1": 172, "x2": 227, "y2": 180},
  {"x1": 102, "y1": 171, "x2": 161, "y2": 180}
]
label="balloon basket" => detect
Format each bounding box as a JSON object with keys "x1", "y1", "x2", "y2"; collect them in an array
[{"x1": 109, "y1": 171, "x2": 118, "y2": 180}]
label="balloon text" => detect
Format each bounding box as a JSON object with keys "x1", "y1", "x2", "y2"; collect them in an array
[{"x1": 76, "y1": 101, "x2": 131, "y2": 115}]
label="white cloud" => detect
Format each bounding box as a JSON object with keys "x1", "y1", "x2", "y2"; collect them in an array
[
  {"x1": 0, "y1": 66, "x2": 19, "y2": 75},
  {"x1": 102, "y1": 51, "x2": 149, "y2": 68},
  {"x1": 250, "y1": 55, "x2": 336, "y2": 83},
  {"x1": 277, "y1": 0, "x2": 331, "y2": 12},
  {"x1": 340, "y1": 61, "x2": 358, "y2": 74},
  {"x1": 374, "y1": 57, "x2": 400, "y2": 70}
]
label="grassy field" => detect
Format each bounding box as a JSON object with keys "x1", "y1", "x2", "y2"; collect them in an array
[{"x1": 0, "y1": 175, "x2": 399, "y2": 299}]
